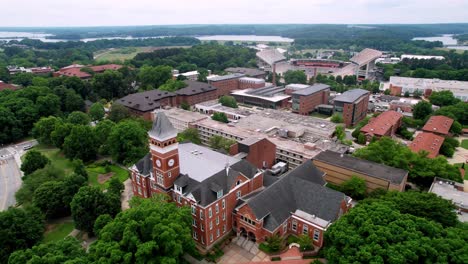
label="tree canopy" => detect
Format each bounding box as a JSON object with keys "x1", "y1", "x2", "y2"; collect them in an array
[
  {"x1": 429, "y1": 90, "x2": 461, "y2": 107},
  {"x1": 88, "y1": 196, "x2": 195, "y2": 263},
  {"x1": 324, "y1": 192, "x2": 467, "y2": 264},
  {"x1": 284, "y1": 70, "x2": 307, "y2": 84},
  {"x1": 219, "y1": 95, "x2": 238, "y2": 108},
  {"x1": 412, "y1": 101, "x2": 433, "y2": 120},
  {"x1": 353, "y1": 137, "x2": 461, "y2": 186},
  {"x1": 89, "y1": 102, "x2": 105, "y2": 121},
  {"x1": 20, "y1": 150, "x2": 50, "y2": 176},
  {"x1": 0, "y1": 206, "x2": 45, "y2": 263},
  {"x1": 177, "y1": 128, "x2": 202, "y2": 145},
  {"x1": 108, "y1": 120, "x2": 148, "y2": 165}
]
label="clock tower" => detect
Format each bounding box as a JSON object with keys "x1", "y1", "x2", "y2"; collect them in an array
[{"x1": 148, "y1": 112, "x2": 180, "y2": 193}]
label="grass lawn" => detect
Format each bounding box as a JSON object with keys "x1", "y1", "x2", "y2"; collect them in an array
[
  {"x1": 33, "y1": 145, "x2": 75, "y2": 175},
  {"x1": 461, "y1": 139, "x2": 468, "y2": 150},
  {"x1": 87, "y1": 164, "x2": 129, "y2": 190},
  {"x1": 43, "y1": 222, "x2": 74, "y2": 243},
  {"x1": 94, "y1": 46, "x2": 191, "y2": 62},
  {"x1": 310, "y1": 112, "x2": 330, "y2": 119}
]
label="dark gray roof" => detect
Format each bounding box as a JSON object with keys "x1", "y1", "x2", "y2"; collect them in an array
[
  {"x1": 175, "y1": 80, "x2": 217, "y2": 96},
  {"x1": 313, "y1": 150, "x2": 408, "y2": 185},
  {"x1": 334, "y1": 89, "x2": 370, "y2": 103},
  {"x1": 209, "y1": 73, "x2": 245, "y2": 82},
  {"x1": 380, "y1": 95, "x2": 400, "y2": 102},
  {"x1": 149, "y1": 112, "x2": 177, "y2": 140},
  {"x1": 175, "y1": 159, "x2": 259, "y2": 206},
  {"x1": 225, "y1": 67, "x2": 265, "y2": 77},
  {"x1": 292, "y1": 83, "x2": 330, "y2": 96},
  {"x1": 115, "y1": 89, "x2": 175, "y2": 112},
  {"x1": 244, "y1": 160, "x2": 344, "y2": 231},
  {"x1": 135, "y1": 153, "x2": 152, "y2": 176},
  {"x1": 245, "y1": 85, "x2": 286, "y2": 97}
]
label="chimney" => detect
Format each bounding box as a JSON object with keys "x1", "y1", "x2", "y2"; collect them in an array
[{"x1": 272, "y1": 63, "x2": 276, "y2": 86}]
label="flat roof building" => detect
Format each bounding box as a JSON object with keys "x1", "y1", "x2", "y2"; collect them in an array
[
  {"x1": 291, "y1": 84, "x2": 330, "y2": 115},
  {"x1": 231, "y1": 86, "x2": 291, "y2": 109},
  {"x1": 333, "y1": 89, "x2": 370, "y2": 127},
  {"x1": 313, "y1": 150, "x2": 408, "y2": 192},
  {"x1": 152, "y1": 108, "x2": 208, "y2": 132},
  {"x1": 225, "y1": 67, "x2": 266, "y2": 78},
  {"x1": 429, "y1": 177, "x2": 468, "y2": 222}
]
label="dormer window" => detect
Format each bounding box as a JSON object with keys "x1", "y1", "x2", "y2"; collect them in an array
[
  {"x1": 216, "y1": 190, "x2": 223, "y2": 199},
  {"x1": 175, "y1": 185, "x2": 182, "y2": 194}
]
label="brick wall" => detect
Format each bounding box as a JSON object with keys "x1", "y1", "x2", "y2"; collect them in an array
[
  {"x1": 296, "y1": 90, "x2": 329, "y2": 115},
  {"x1": 177, "y1": 90, "x2": 218, "y2": 106},
  {"x1": 210, "y1": 79, "x2": 240, "y2": 97}
]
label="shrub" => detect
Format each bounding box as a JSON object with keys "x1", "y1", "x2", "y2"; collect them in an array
[{"x1": 330, "y1": 114, "x2": 343, "y2": 123}]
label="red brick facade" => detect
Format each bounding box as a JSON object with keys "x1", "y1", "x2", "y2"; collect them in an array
[
  {"x1": 176, "y1": 89, "x2": 218, "y2": 106},
  {"x1": 239, "y1": 79, "x2": 265, "y2": 90},
  {"x1": 293, "y1": 91, "x2": 329, "y2": 115},
  {"x1": 389, "y1": 84, "x2": 402, "y2": 96},
  {"x1": 342, "y1": 95, "x2": 369, "y2": 127},
  {"x1": 211, "y1": 78, "x2": 241, "y2": 97}
]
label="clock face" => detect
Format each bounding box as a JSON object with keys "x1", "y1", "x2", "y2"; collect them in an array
[
  {"x1": 168, "y1": 159, "x2": 175, "y2": 167},
  {"x1": 156, "y1": 159, "x2": 161, "y2": 167}
]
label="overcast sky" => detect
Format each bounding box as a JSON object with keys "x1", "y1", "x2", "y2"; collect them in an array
[{"x1": 1, "y1": 0, "x2": 468, "y2": 27}]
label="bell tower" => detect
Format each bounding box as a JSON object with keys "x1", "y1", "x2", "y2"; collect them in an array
[{"x1": 148, "y1": 112, "x2": 180, "y2": 192}]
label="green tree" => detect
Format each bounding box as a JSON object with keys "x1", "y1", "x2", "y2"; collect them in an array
[
  {"x1": 357, "y1": 133, "x2": 366, "y2": 144},
  {"x1": 108, "y1": 176, "x2": 124, "y2": 195},
  {"x1": 20, "y1": 150, "x2": 50, "y2": 176},
  {"x1": 71, "y1": 186, "x2": 121, "y2": 235},
  {"x1": 93, "y1": 214, "x2": 113, "y2": 237},
  {"x1": 73, "y1": 159, "x2": 88, "y2": 180},
  {"x1": 180, "y1": 101, "x2": 190, "y2": 110},
  {"x1": 15, "y1": 165, "x2": 64, "y2": 205},
  {"x1": 108, "y1": 103, "x2": 131, "y2": 123},
  {"x1": 412, "y1": 101, "x2": 433, "y2": 120},
  {"x1": 0, "y1": 206, "x2": 45, "y2": 263},
  {"x1": 108, "y1": 120, "x2": 148, "y2": 165},
  {"x1": 330, "y1": 113, "x2": 343, "y2": 123},
  {"x1": 297, "y1": 234, "x2": 313, "y2": 251},
  {"x1": 36, "y1": 94, "x2": 61, "y2": 117},
  {"x1": 63, "y1": 125, "x2": 98, "y2": 161},
  {"x1": 404, "y1": 90, "x2": 410, "y2": 97},
  {"x1": 159, "y1": 79, "x2": 187, "y2": 91},
  {"x1": 219, "y1": 95, "x2": 238, "y2": 108},
  {"x1": 429, "y1": 90, "x2": 461, "y2": 107},
  {"x1": 8, "y1": 236, "x2": 87, "y2": 264},
  {"x1": 324, "y1": 202, "x2": 467, "y2": 264},
  {"x1": 343, "y1": 75, "x2": 357, "y2": 86},
  {"x1": 50, "y1": 121, "x2": 73, "y2": 148},
  {"x1": 450, "y1": 120, "x2": 462, "y2": 135},
  {"x1": 212, "y1": 112, "x2": 229, "y2": 123},
  {"x1": 334, "y1": 125, "x2": 346, "y2": 141},
  {"x1": 284, "y1": 70, "x2": 307, "y2": 84},
  {"x1": 67, "y1": 111, "x2": 91, "y2": 125},
  {"x1": 91, "y1": 70, "x2": 126, "y2": 99},
  {"x1": 177, "y1": 128, "x2": 202, "y2": 144},
  {"x1": 88, "y1": 196, "x2": 195, "y2": 263},
  {"x1": 340, "y1": 175, "x2": 367, "y2": 200},
  {"x1": 32, "y1": 116, "x2": 60, "y2": 145},
  {"x1": 138, "y1": 65, "x2": 173, "y2": 89},
  {"x1": 63, "y1": 76, "x2": 88, "y2": 98},
  {"x1": 209, "y1": 135, "x2": 236, "y2": 152},
  {"x1": 89, "y1": 102, "x2": 105, "y2": 121},
  {"x1": 94, "y1": 119, "x2": 115, "y2": 155}
]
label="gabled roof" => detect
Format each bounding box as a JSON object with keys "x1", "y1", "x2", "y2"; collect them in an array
[
  {"x1": 115, "y1": 89, "x2": 176, "y2": 112},
  {"x1": 89, "y1": 64, "x2": 123, "y2": 72},
  {"x1": 243, "y1": 160, "x2": 344, "y2": 231},
  {"x1": 149, "y1": 112, "x2": 178, "y2": 140},
  {"x1": 175, "y1": 158, "x2": 259, "y2": 206},
  {"x1": 313, "y1": 150, "x2": 408, "y2": 185},
  {"x1": 256, "y1": 49, "x2": 286, "y2": 65},
  {"x1": 422, "y1": 115, "x2": 454, "y2": 135},
  {"x1": 360, "y1": 111, "x2": 403, "y2": 136},
  {"x1": 333, "y1": 89, "x2": 370, "y2": 103},
  {"x1": 409, "y1": 132, "x2": 444, "y2": 158},
  {"x1": 175, "y1": 80, "x2": 217, "y2": 96}
]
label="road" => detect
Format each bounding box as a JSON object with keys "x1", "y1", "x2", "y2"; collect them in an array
[{"x1": 0, "y1": 139, "x2": 38, "y2": 211}]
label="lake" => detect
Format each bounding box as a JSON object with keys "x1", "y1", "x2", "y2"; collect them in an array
[
  {"x1": 412, "y1": 34, "x2": 468, "y2": 50},
  {"x1": 196, "y1": 35, "x2": 294, "y2": 43},
  {"x1": 0, "y1": 31, "x2": 294, "y2": 43}
]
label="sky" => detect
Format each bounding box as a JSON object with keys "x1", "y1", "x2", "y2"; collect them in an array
[{"x1": 1, "y1": 0, "x2": 468, "y2": 27}]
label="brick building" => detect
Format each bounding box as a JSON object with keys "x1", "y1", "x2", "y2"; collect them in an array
[
  {"x1": 291, "y1": 84, "x2": 330, "y2": 115},
  {"x1": 409, "y1": 132, "x2": 444, "y2": 158},
  {"x1": 360, "y1": 110, "x2": 403, "y2": 140},
  {"x1": 231, "y1": 86, "x2": 291, "y2": 109},
  {"x1": 225, "y1": 67, "x2": 266, "y2": 79},
  {"x1": 239, "y1": 77, "x2": 266, "y2": 90},
  {"x1": 234, "y1": 160, "x2": 351, "y2": 248},
  {"x1": 175, "y1": 80, "x2": 217, "y2": 106},
  {"x1": 130, "y1": 113, "x2": 349, "y2": 250},
  {"x1": 333, "y1": 89, "x2": 370, "y2": 127},
  {"x1": 115, "y1": 90, "x2": 176, "y2": 120},
  {"x1": 422, "y1": 115, "x2": 454, "y2": 136},
  {"x1": 230, "y1": 137, "x2": 277, "y2": 170},
  {"x1": 208, "y1": 73, "x2": 245, "y2": 97},
  {"x1": 0, "y1": 81, "x2": 19, "y2": 91},
  {"x1": 313, "y1": 150, "x2": 408, "y2": 192},
  {"x1": 54, "y1": 63, "x2": 123, "y2": 79}
]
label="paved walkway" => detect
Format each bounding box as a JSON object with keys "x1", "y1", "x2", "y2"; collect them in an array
[
  {"x1": 447, "y1": 136, "x2": 468, "y2": 164},
  {"x1": 121, "y1": 179, "x2": 133, "y2": 210},
  {"x1": 218, "y1": 236, "x2": 269, "y2": 263}
]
